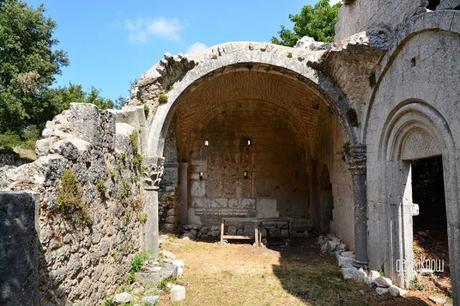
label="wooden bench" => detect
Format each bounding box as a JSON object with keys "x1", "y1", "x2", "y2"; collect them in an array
[{"x1": 220, "y1": 217, "x2": 261, "y2": 247}]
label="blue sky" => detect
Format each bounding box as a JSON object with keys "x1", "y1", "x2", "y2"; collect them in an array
[{"x1": 25, "y1": 0, "x2": 318, "y2": 101}]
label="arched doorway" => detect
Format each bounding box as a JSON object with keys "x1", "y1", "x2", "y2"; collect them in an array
[
  {"x1": 139, "y1": 42, "x2": 367, "y2": 266},
  {"x1": 376, "y1": 101, "x2": 458, "y2": 295}
]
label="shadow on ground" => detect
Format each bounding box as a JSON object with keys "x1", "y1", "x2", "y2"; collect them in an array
[{"x1": 270, "y1": 237, "x2": 430, "y2": 306}]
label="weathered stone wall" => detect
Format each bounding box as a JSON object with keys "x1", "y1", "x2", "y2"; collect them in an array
[
  {"x1": 0, "y1": 192, "x2": 39, "y2": 306},
  {"x1": 185, "y1": 101, "x2": 310, "y2": 232},
  {"x1": 2, "y1": 103, "x2": 147, "y2": 305},
  {"x1": 335, "y1": 0, "x2": 426, "y2": 41},
  {"x1": 158, "y1": 121, "x2": 178, "y2": 232},
  {"x1": 365, "y1": 12, "x2": 460, "y2": 298},
  {"x1": 316, "y1": 108, "x2": 355, "y2": 248},
  {"x1": 367, "y1": 27, "x2": 460, "y2": 266}
]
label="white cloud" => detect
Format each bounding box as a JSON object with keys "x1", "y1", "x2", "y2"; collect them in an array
[
  {"x1": 124, "y1": 17, "x2": 183, "y2": 43},
  {"x1": 185, "y1": 42, "x2": 208, "y2": 55},
  {"x1": 329, "y1": 0, "x2": 342, "y2": 5}
]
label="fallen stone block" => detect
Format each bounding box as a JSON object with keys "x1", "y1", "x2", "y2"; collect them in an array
[
  {"x1": 113, "y1": 292, "x2": 133, "y2": 304},
  {"x1": 336, "y1": 253, "x2": 355, "y2": 268},
  {"x1": 135, "y1": 263, "x2": 178, "y2": 286},
  {"x1": 352, "y1": 268, "x2": 367, "y2": 282},
  {"x1": 172, "y1": 259, "x2": 185, "y2": 276},
  {"x1": 388, "y1": 285, "x2": 407, "y2": 297},
  {"x1": 376, "y1": 287, "x2": 389, "y2": 295},
  {"x1": 341, "y1": 267, "x2": 357, "y2": 280},
  {"x1": 143, "y1": 295, "x2": 159, "y2": 305},
  {"x1": 170, "y1": 284, "x2": 186, "y2": 302},
  {"x1": 372, "y1": 276, "x2": 392, "y2": 288}
]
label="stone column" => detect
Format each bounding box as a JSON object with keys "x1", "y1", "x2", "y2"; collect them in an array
[
  {"x1": 179, "y1": 162, "x2": 189, "y2": 226},
  {"x1": 142, "y1": 156, "x2": 164, "y2": 258},
  {"x1": 347, "y1": 144, "x2": 368, "y2": 268}
]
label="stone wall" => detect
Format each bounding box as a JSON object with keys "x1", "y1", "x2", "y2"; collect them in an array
[
  {"x1": 365, "y1": 12, "x2": 460, "y2": 299},
  {"x1": 0, "y1": 192, "x2": 39, "y2": 306},
  {"x1": 2, "y1": 103, "x2": 148, "y2": 305},
  {"x1": 335, "y1": 0, "x2": 426, "y2": 41}
]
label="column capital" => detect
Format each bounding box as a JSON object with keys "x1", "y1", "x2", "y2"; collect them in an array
[
  {"x1": 143, "y1": 156, "x2": 165, "y2": 191},
  {"x1": 347, "y1": 144, "x2": 367, "y2": 175}
]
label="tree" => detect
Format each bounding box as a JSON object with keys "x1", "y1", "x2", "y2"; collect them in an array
[
  {"x1": 272, "y1": 0, "x2": 341, "y2": 46},
  {"x1": 46, "y1": 84, "x2": 114, "y2": 115},
  {"x1": 0, "y1": 0, "x2": 116, "y2": 150},
  {"x1": 0, "y1": 0, "x2": 68, "y2": 133}
]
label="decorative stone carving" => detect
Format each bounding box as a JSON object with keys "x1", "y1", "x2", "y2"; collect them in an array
[{"x1": 143, "y1": 157, "x2": 165, "y2": 191}]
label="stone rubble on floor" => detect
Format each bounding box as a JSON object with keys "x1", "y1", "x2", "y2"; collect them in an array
[
  {"x1": 317, "y1": 235, "x2": 408, "y2": 297},
  {"x1": 112, "y1": 248, "x2": 187, "y2": 305},
  {"x1": 113, "y1": 292, "x2": 133, "y2": 304},
  {"x1": 142, "y1": 295, "x2": 159, "y2": 305}
]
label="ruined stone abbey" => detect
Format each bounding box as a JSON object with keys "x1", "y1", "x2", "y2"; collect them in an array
[{"x1": 1, "y1": 0, "x2": 460, "y2": 305}]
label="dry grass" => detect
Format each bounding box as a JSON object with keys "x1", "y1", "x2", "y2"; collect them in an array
[{"x1": 157, "y1": 237, "x2": 438, "y2": 306}]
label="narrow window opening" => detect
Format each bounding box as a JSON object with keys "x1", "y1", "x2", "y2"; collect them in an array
[
  {"x1": 243, "y1": 171, "x2": 248, "y2": 179},
  {"x1": 199, "y1": 172, "x2": 204, "y2": 180},
  {"x1": 247, "y1": 139, "x2": 252, "y2": 146},
  {"x1": 204, "y1": 140, "x2": 209, "y2": 146}
]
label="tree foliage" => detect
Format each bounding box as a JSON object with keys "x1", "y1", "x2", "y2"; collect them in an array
[
  {"x1": 0, "y1": 0, "x2": 115, "y2": 149},
  {"x1": 0, "y1": 0, "x2": 68, "y2": 132},
  {"x1": 46, "y1": 84, "x2": 114, "y2": 113},
  {"x1": 272, "y1": 0, "x2": 341, "y2": 46}
]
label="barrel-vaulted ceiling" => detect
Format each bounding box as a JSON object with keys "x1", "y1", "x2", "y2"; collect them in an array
[{"x1": 172, "y1": 69, "x2": 336, "y2": 160}]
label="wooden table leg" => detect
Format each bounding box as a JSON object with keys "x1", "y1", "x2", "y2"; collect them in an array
[{"x1": 220, "y1": 220, "x2": 224, "y2": 243}]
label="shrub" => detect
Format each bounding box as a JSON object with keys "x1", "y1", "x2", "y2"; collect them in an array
[
  {"x1": 119, "y1": 152, "x2": 126, "y2": 164},
  {"x1": 158, "y1": 92, "x2": 168, "y2": 104},
  {"x1": 132, "y1": 197, "x2": 143, "y2": 211},
  {"x1": 55, "y1": 169, "x2": 93, "y2": 226},
  {"x1": 138, "y1": 213, "x2": 147, "y2": 224},
  {"x1": 128, "y1": 251, "x2": 151, "y2": 283},
  {"x1": 133, "y1": 154, "x2": 143, "y2": 169},
  {"x1": 129, "y1": 131, "x2": 139, "y2": 153},
  {"x1": 96, "y1": 180, "x2": 107, "y2": 198},
  {"x1": 0, "y1": 131, "x2": 21, "y2": 148},
  {"x1": 101, "y1": 297, "x2": 115, "y2": 306},
  {"x1": 130, "y1": 251, "x2": 151, "y2": 273},
  {"x1": 120, "y1": 181, "x2": 130, "y2": 199}
]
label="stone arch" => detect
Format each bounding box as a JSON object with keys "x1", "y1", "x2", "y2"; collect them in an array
[
  {"x1": 379, "y1": 100, "x2": 453, "y2": 161},
  {"x1": 363, "y1": 10, "x2": 460, "y2": 140},
  {"x1": 138, "y1": 42, "x2": 371, "y2": 268},
  {"x1": 377, "y1": 100, "x2": 459, "y2": 300},
  {"x1": 143, "y1": 42, "x2": 356, "y2": 159}
]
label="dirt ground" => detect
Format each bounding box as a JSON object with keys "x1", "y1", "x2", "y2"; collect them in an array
[{"x1": 158, "y1": 236, "x2": 451, "y2": 306}]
